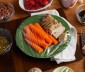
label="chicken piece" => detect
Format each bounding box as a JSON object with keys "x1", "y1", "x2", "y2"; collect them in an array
[
  {"x1": 59, "y1": 32, "x2": 67, "y2": 43},
  {"x1": 41, "y1": 14, "x2": 60, "y2": 34},
  {"x1": 49, "y1": 23, "x2": 62, "y2": 34},
  {"x1": 52, "y1": 25, "x2": 65, "y2": 39},
  {"x1": 41, "y1": 14, "x2": 65, "y2": 39}
]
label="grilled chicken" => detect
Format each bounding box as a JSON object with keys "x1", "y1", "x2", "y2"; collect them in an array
[
  {"x1": 41, "y1": 14, "x2": 65, "y2": 39},
  {"x1": 59, "y1": 32, "x2": 67, "y2": 43}
]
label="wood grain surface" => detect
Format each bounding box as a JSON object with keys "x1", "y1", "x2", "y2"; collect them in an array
[
  {"x1": 0, "y1": 0, "x2": 85, "y2": 72},
  {"x1": 0, "y1": 0, "x2": 85, "y2": 33},
  {"x1": 0, "y1": 0, "x2": 61, "y2": 21},
  {"x1": 64, "y1": 2, "x2": 85, "y2": 33}
]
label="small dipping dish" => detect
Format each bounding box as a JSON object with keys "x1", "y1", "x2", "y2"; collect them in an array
[
  {"x1": 0, "y1": 2, "x2": 15, "y2": 23},
  {"x1": 76, "y1": 4, "x2": 85, "y2": 25},
  {"x1": 0, "y1": 28, "x2": 13, "y2": 55},
  {"x1": 53, "y1": 66, "x2": 74, "y2": 72},
  {"x1": 28, "y1": 67, "x2": 42, "y2": 72}
]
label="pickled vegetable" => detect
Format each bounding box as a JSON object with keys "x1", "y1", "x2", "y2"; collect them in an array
[{"x1": 0, "y1": 35, "x2": 9, "y2": 54}]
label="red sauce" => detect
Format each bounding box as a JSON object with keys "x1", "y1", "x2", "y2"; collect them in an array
[{"x1": 24, "y1": 0, "x2": 49, "y2": 10}]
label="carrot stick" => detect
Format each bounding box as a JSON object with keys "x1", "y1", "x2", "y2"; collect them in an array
[
  {"x1": 23, "y1": 32, "x2": 49, "y2": 49},
  {"x1": 34, "y1": 23, "x2": 58, "y2": 45},
  {"x1": 28, "y1": 24, "x2": 46, "y2": 40},
  {"x1": 24, "y1": 26, "x2": 30, "y2": 34},
  {"x1": 24, "y1": 26, "x2": 42, "y2": 40},
  {"x1": 34, "y1": 23, "x2": 52, "y2": 45},
  {"x1": 47, "y1": 33, "x2": 58, "y2": 45},
  {"x1": 24, "y1": 25, "x2": 49, "y2": 48},
  {"x1": 24, "y1": 38, "x2": 43, "y2": 53},
  {"x1": 34, "y1": 23, "x2": 47, "y2": 35}
]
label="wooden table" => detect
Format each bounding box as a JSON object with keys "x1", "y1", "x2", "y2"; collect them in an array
[{"x1": 0, "y1": 0, "x2": 85, "y2": 72}]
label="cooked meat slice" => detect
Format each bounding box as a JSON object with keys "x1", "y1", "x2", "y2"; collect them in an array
[
  {"x1": 41, "y1": 14, "x2": 65, "y2": 38},
  {"x1": 59, "y1": 32, "x2": 67, "y2": 43},
  {"x1": 49, "y1": 23, "x2": 62, "y2": 34},
  {"x1": 52, "y1": 25, "x2": 65, "y2": 39},
  {"x1": 42, "y1": 14, "x2": 59, "y2": 25}
]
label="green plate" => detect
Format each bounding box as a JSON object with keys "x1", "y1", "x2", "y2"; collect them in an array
[{"x1": 16, "y1": 15, "x2": 71, "y2": 58}]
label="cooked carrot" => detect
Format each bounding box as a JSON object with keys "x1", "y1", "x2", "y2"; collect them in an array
[
  {"x1": 34, "y1": 23, "x2": 52, "y2": 45},
  {"x1": 24, "y1": 25, "x2": 49, "y2": 48},
  {"x1": 23, "y1": 32, "x2": 49, "y2": 48},
  {"x1": 28, "y1": 24, "x2": 46, "y2": 40},
  {"x1": 24, "y1": 38, "x2": 43, "y2": 53},
  {"x1": 24, "y1": 26, "x2": 41, "y2": 40},
  {"x1": 24, "y1": 26, "x2": 30, "y2": 34},
  {"x1": 47, "y1": 33, "x2": 58, "y2": 45},
  {"x1": 34, "y1": 23, "x2": 58, "y2": 45},
  {"x1": 34, "y1": 23, "x2": 46, "y2": 35}
]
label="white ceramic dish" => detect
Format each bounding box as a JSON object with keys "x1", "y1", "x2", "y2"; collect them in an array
[
  {"x1": 53, "y1": 66, "x2": 74, "y2": 72},
  {"x1": 19, "y1": 0, "x2": 53, "y2": 12},
  {"x1": 76, "y1": 4, "x2": 85, "y2": 24}
]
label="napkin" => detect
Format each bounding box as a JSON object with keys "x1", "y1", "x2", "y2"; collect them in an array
[{"x1": 31, "y1": 9, "x2": 77, "y2": 64}]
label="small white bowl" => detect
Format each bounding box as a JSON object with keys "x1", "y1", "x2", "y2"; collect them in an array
[
  {"x1": 19, "y1": 0, "x2": 53, "y2": 12},
  {"x1": 76, "y1": 4, "x2": 85, "y2": 24},
  {"x1": 53, "y1": 66, "x2": 74, "y2": 72}
]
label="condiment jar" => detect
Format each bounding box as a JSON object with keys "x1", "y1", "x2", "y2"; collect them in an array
[
  {"x1": 61, "y1": 0, "x2": 78, "y2": 8},
  {"x1": 0, "y1": 28, "x2": 13, "y2": 55},
  {"x1": 0, "y1": 2, "x2": 15, "y2": 23},
  {"x1": 76, "y1": 4, "x2": 85, "y2": 25},
  {"x1": 28, "y1": 67, "x2": 42, "y2": 72}
]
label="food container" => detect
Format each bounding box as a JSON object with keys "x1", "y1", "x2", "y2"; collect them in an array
[
  {"x1": 0, "y1": 2, "x2": 15, "y2": 23},
  {"x1": 28, "y1": 67, "x2": 42, "y2": 72},
  {"x1": 19, "y1": 0, "x2": 53, "y2": 12},
  {"x1": 61, "y1": 0, "x2": 78, "y2": 8},
  {"x1": 53, "y1": 66, "x2": 74, "y2": 72},
  {"x1": 0, "y1": 28, "x2": 13, "y2": 55},
  {"x1": 80, "y1": 28, "x2": 85, "y2": 54},
  {"x1": 76, "y1": 4, "x2": 85, "y2": 25}
]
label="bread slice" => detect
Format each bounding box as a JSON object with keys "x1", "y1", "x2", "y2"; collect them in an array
[{"x1": 52, "y1": 25, "x2": 65, "y2": 39}]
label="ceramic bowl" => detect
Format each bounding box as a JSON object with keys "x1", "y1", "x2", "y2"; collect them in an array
[
  {"x1": 53, "y1": 66, "x2": 74, "y2": 72},
  {"x1": 76, "y1": 4, "x2": 85, "y2": 24},
  {"x1": 0, "y1": 2, "x2": 15, "y2": 23},
  {"x1": 0, "y1": 28, "x2": 13, "y2": 55},
  {"x1": 19, "y1": 0, "x2": 53, "y2": 12}
]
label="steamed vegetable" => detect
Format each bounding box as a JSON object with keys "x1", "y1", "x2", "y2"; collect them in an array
[
  {"x1": 23, "y1": 27, "x2": 49, "y2": 48},
  {"x1": 28, "y1": 24, "x2": 46, "y2": 40},
  {"x1": 23, "y1": 23, "x2": 59, "y2": 53},
  {"x1": 34, "y1": 23, "x2": 52, "y2": 45},
  {"x1": 34, "y1": 23, "x2": 58, "y2": 45},
  {"x1": 24, "y1": 38, "x2": 43, "y2": 53}
]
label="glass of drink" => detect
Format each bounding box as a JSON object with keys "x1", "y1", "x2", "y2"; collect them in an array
[
  {"x1": 76, "y1": 4, "x2": 85, "y2": 25},
  {"x1": 81, "y1": 28, "x2": 85, "y2": 54},
  {"x1": 81, "y1": 28, "x2": 85, "y2": 47}
]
